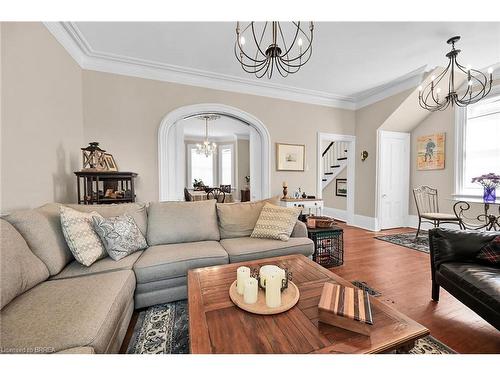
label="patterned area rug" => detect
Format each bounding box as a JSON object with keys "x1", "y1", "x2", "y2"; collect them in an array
[
  {"x1": 127, "y1": 296, "x2": 456, "y2": 354},
  {"x1": 375, "y1": 231, "x2": 430, "y2": 254}
]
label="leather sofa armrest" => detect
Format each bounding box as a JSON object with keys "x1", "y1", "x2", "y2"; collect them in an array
[
  {"x1": 429, "y1": 228, "x2": 498, "y2": 269},
  {"x1": 291, "y1": 220, "x2": 308, "y2": 238}
]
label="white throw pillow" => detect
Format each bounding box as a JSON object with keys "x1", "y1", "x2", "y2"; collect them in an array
[
  {"x1": 250, "y1": 203, "x2": 301, "y2": 241},
  {"x1": 60, "y1": 206, "x2": 107, "y2": 266}
]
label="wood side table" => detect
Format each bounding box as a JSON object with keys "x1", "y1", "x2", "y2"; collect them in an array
[{"x1": 75, "y1": 171, "x2": 137, "y2": 205}]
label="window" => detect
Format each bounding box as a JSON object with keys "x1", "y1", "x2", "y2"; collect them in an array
[
  {"x1": 456, "y1": 92, "x2": 500, "y2": 197},
  {"x1": 188, "y1": 146, "x2": 214, "y2": 187},
  {"x1": 219, "y1": 144, "x2": 234, "y2": 187}
]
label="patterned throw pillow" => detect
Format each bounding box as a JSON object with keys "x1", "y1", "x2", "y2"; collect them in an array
[
  {"x1": 92, "y1": 214, "x2": 148, "y2": 261},
  {"x1": 60, "y1": 206, "x2": 107, "y2": 266},
  {"x1": 476, "y1": 236, "x2": 500, "y2": 266},
  {"x1": 250, "y1": 203, "x2": 301, "y2": 241}
]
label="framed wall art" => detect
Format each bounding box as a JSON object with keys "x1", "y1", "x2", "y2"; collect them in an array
[
  {"x1": 276, "y1": 143, "x2": 305, "y2": 171},
  {"x1": 335, "y1": 178, "x2": 347, "y2": 197},
  {"x1": 104, "y1": 153, "x2": 118, "y2": 171},
  {"x1": 416, "y1": 133, "x2": 445, "y2": 170}
]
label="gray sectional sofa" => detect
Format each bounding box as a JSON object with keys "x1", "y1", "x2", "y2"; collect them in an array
[{"x1": 0, "y1": 199, "x2": 314, "y2": 354}]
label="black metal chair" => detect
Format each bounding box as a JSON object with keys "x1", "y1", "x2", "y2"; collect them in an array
[
  {"x1": 413, "y1": 186, "x2": 463, "y2": 239},
  {"x1": 206, "y1": 187, "x2": 226, "y2": 203},
  {"x1": 220, "y1": 184, "x2": 231, "y2": 193},
  {"x1": 184, "y1": 188, "x2": 193, "y2": 202}
]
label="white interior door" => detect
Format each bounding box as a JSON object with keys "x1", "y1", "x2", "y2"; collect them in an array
[{"x1": 378, "y1": 131, "x2": 410, "y2": 230}]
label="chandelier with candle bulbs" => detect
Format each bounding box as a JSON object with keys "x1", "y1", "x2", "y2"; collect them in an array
[
  {"x1": 418, "y1": 36, "x2": 494, "y2": 112},
  {"x1": 234, "y1": 21, "x2": 314, "y2": 79},
  {"x1": 196, "y1": 115, "x2": 219, "y2": 157}
]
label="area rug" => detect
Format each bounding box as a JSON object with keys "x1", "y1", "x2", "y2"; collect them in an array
[
  {"x1": 126, "y1": 298, "x2": 456, "y2": 354},
  {"x1": 375, "y1": 231, "x2": 430, "y2": 254}
]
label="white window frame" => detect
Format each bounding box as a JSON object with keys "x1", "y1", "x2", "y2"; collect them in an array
[
  {"x1": 217, "y1": 143, "x2": 235, "y2": 188},
  {"x1": 186, "y1": 143, "x2": 216, "y2": 188},
  {"x1": 454, "y1": 86, "x2": 500, "y2": 199}
]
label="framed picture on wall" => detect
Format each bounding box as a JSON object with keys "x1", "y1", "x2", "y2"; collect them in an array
[
  {"x1": 335, "y1": 178, "x2": 347, "y2": 197},
  {"x1": 416, "y1": 133, "x2": 445, "y2": 170},
  {"x1": 104, "y1": 153, "x2": 118, "y2": 171},
  {"x1": 276, "y1": 143, "x2": 305, "y2": 171}
]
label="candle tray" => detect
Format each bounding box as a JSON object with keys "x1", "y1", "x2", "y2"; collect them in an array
[{"x1": 229, "y1": 280, "x2": 300, "y2": 315}]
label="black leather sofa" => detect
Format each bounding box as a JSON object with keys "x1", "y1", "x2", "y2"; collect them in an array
[{"x1": 429, "y1": 228, "x2": 500, "y2": 330}]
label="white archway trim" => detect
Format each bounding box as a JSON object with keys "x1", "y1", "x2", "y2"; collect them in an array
[{"x1": 158, "y1": 103, "x2": 271, "y2": 201}]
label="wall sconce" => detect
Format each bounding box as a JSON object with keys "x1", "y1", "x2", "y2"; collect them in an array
[{"x1": 361, "y1": 151, "x2": 369, "y2": 162}]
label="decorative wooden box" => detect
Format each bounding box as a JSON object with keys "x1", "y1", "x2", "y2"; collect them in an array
[{"x1": 318, "y1": 282, "x2": 373, "y2": 336}]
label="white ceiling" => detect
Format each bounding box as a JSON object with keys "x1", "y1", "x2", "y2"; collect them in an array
[
  {"x1": 182, "y1": 115, "x2": 249, "y2": 138},
  {"x1": 48, "y1": 22, "x2": 500, "y2": 108}
]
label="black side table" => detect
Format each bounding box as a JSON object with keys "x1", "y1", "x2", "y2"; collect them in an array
[{"x1": 307, "y1": 226, "x2": 344, "y2": 267}]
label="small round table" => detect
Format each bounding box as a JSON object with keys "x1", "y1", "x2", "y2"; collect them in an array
[{"x1": 451, "y1": 196, "x2": 500, "y2": 231}]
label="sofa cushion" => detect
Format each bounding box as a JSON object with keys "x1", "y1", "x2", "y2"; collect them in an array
[
  {"x1": 147, "y1": 200, "x2": 220, "y2": 246},
  {"x1": 251, "y1": 203, "x2": 301, "y2": 241},
  {"x1": 216, "y1": 197, "x2": 280, "y2": 239},
  {"x1": 0, "y1": 219, "x2": 50, "y2": 309},
  {"x1": 92, "y1": 214, "x2": 148, "y2": 260},
  {"x1": 5, "y1": 205, "x2": 74, "y2": 275},
  {"x1": 50, "y1": 250, "x2": 144, "y2": 280},
  {"x1": 133, "y1": 241, "x2": 228, "y2": 283},
  {"x1": 476, "y1": 236, "x2": 500, "y2": 266},
  {"x1": 220, "y1": 236, "x2": 314, "y2": 263},
  {"x1": 60, "y1": 206, "x2": 107, "y2": 266},
  {"x1": 0, "y1": 270, "x2": 135, "y2": 354},
  {"x1": 439, "y1": 262, "x2": 500, "y2": 312},
  {"x1": 66, "y1": 203, "x2": 148, "y2": 237}
]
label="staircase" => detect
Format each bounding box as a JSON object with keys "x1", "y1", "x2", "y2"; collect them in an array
[{"x1": 321, "y1": 141, "x2": 348, "y2": 190}]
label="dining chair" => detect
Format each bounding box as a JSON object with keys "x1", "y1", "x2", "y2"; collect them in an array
[
  {"x1": 184, "y1": 188, "x2": 193, "y2": 202},
  {"x1": 206, "y1": 187, "x2": 226, "y2": 203},
  {"x1": 220, "y1": 184, "x2": 231, "y2": 193},
  {"x1": 413, "y1": 186, "x2": 463, "y2": 239}
]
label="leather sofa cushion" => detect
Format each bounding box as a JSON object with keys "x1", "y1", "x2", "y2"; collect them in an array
[
  {"x1": 147, "y1": 200, "x2": 220, "y2": 245},
  {"x1": 220, "y1": 236, "x2": 314, "y2": 263},
  {"x1": 0, "y1": 219, "x2": 49, "y2": 309},
  {"x1": 133, "y1": 241, "x2": 228, "y2": 283},
  {"x1": 216, "y1": 197, "x2": 279, "y2": 239},
  {"x1": 438, "y1": 262, "x2": 500, "y2": 311},
  {"x1": 51, "y1": 250, "x2": 144, "y2": 280},
  {"x1": 0, "y1": 270, "x2": 135, "y2": 353}
]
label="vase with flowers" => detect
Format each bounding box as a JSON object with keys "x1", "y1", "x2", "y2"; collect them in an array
[{"x1": 472, "y1": 173, "x2": 500, "y2": 203}]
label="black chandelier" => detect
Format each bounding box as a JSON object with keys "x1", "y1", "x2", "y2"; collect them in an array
[
  {"x1": 234, "y1": 21, "x2": 314, "y2": 79},
  {"x1": 418, "y1": 36, "x2": 494, "y2": 112}
]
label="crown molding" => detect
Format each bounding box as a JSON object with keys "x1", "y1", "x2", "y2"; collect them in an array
[{"x1": 44, "y1": 22, "x2": 431, "y2": 111}]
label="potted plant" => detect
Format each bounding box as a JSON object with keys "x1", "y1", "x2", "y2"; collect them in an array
[
  {"x1": 244, "y1": 175, "x2": 250, "y2": 190},
  {"x1": 193, "y1": 179, "x2": 206, "y2": 191},
  {"x1": 472, "y1": 173, "x2": 500, "y2": 203}
]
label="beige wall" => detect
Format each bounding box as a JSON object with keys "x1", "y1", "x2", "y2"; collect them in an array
[
  {"x1": 354, "y1": 89, "x2": 413, "y2": 217},
  {"x1": 1, "y1": 22, "x2": 83, "y2": 213},
  {"x1": 237, "y1": 139, "x2": 250, "y2": 200},
  {"x1": 323, "y1": 168, "x2": 347, "y2": 210},
  {"x1": 82, "y1": 70, "x2": 356, "y2": 203}
]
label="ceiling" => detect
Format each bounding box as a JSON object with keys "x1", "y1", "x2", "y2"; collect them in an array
[
  {"x1": 182, "y1": 115, "x2": 249, "y2": 138},
  {"x1": 48, "y1": 22, "x2": 500, "y2": 108}
]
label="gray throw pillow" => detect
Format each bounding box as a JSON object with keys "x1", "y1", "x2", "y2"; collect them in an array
[{"x1": 92, "y1": 214, "x2": 148, "y2": 261}]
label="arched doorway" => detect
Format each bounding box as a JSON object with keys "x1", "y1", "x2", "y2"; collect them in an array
[{"x1": 158, "y1": 103, "x2": 271, "y2": 201}]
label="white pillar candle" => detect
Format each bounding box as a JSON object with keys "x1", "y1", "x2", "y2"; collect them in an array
[
  {"x1": 265, "y1": 273, "x2": 282, "y2": 308},
  {"x1": 236, "y1": 266, "x2": 250, "y2": 295},
  {"x1": 259, "y1": 265, "x2": 286, "y2": 288},
  {"x1": 243, "y1": 277, "x2": 258, "y2": 304}
]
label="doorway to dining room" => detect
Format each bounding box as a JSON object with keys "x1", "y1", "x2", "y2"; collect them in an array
[{"x1": 158, "y1": 104, "x2": 271, "y2": 202}]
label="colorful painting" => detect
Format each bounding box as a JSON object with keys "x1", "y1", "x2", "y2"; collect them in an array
[{"x1": 417, "y1": 133, "x2": 445, "y2": 170}]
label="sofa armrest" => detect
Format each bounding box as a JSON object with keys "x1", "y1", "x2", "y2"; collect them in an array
[
  {"x1": 291, "y1": 220, "x2": 308, "y2": 238},
  {"x1": 429, "y1": 228, "x2": 498, "y2": 270}
]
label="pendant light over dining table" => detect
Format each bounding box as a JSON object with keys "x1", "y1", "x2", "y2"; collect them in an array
[
  {"x1": 196, "y1": 114, "x2": 219, "y2": 157},
  {"x1": 235, "y1": 21, "x2": 314, "y2": 79}
]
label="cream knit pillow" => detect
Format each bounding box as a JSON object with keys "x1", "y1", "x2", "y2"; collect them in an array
[
  {"x1": 250, "y1": 203, "x2": 301, "y2": 241},
  {"x1": 60, "y1": 206, "x2": 107, "y2": 266}
]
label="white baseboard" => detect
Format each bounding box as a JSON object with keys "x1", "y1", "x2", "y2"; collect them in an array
[
  {"x1": 352, "y1": 214, "x2": 378, "y2": 232},
  {"x1": 407, "y1": 215, "x2": 462, "y2": 231},
  {"x1": 323, "y1": 207, "x2": 347, "y2": 222}
]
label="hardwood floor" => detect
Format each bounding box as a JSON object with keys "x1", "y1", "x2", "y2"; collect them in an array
[
  {"x1": 120, "y1": 223, "x2": 500, "y2": 354},
  {"x1": 332, "y1": 223, "x2": 500, "y2": 354}
]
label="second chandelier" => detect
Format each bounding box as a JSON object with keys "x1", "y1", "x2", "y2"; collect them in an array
[{"x1": 235, "y1": 21, "x2": 314, "y2": 79}]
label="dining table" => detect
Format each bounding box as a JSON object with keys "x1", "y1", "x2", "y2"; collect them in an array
[
  {"x1": 188, "y1": 189, "x2": 234, "y2": 203},
  {"x1": 451, "y1": 196, "x2": 500, "y2": 231}
]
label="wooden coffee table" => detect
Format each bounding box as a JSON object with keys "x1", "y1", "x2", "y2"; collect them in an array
[{"x1": 188, "y1": 254, "x2": 429, "y2": 354}]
